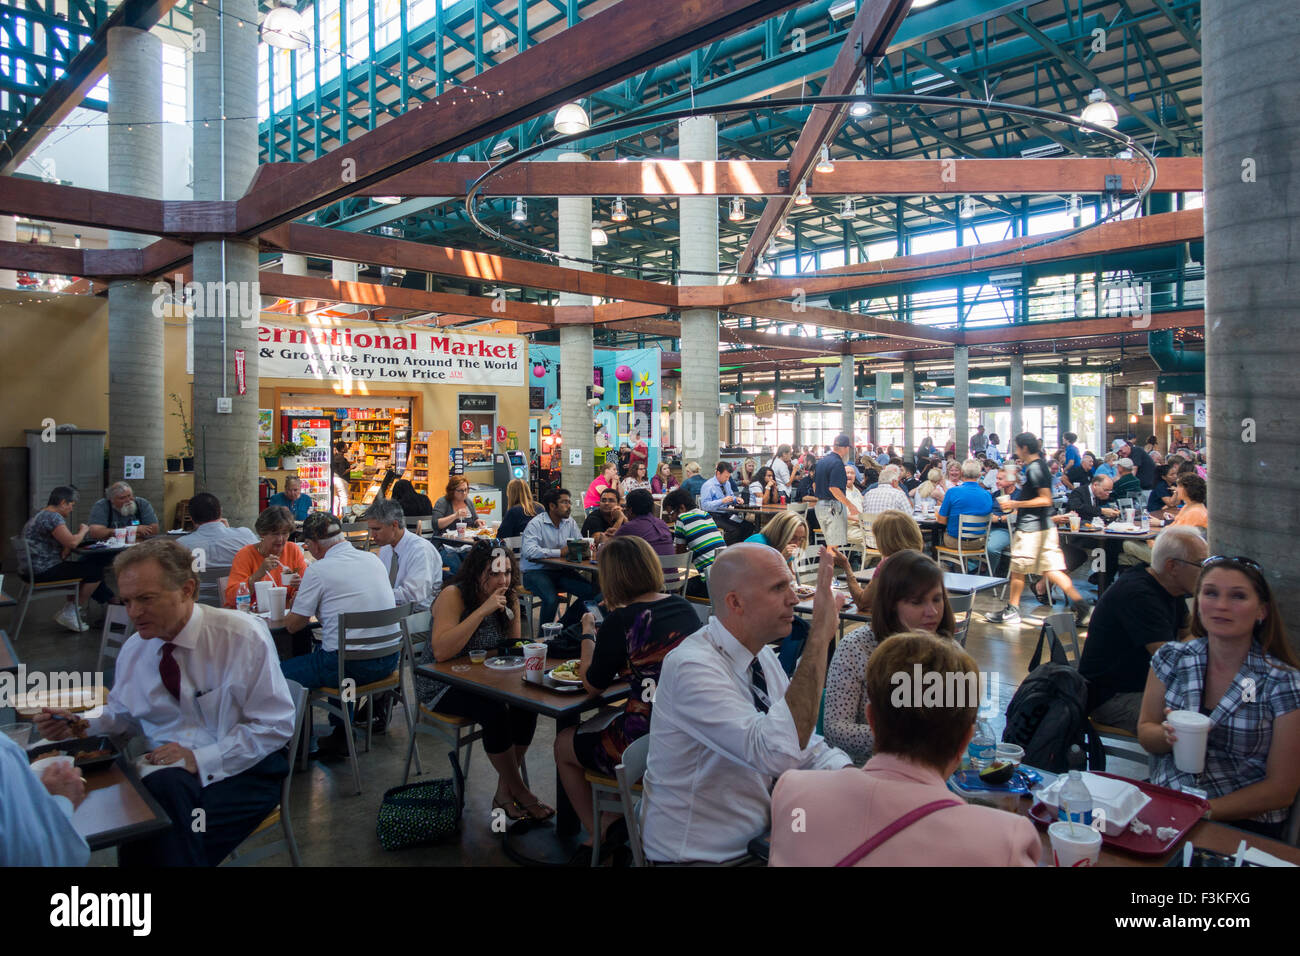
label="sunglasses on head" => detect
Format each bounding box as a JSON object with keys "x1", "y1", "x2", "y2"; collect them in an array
[
  {"x1": 1202, "y1": 555, "x2": 1264, "y2": 572},
  {"x1": 471, "y1": 538, "x2": 505, "y2": 550}
]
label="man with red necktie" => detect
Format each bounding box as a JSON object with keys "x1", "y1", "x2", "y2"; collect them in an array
[{"x1": 35, "y1": 538, "x2": 295, "y2": 867}]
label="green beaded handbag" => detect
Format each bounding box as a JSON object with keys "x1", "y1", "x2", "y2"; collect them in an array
[{"x1": 376, "y1": 753, "x2": 466, "y2": 850}]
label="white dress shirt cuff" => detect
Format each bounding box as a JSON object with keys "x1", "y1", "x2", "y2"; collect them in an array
[{"x1": 192, "y1": 742, "x2": 226, "y2": 787}]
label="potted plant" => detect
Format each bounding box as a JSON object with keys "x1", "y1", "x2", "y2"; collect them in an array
[
  {"x1": 166, "y1": 454, "x2": 182, "y2": 473},
  {"x1": 263, "y1": 447, "x2": 280, "y2": 469},
  {"x1": 273, "y1": 441, "x2": 303, "y2": 470},
  {"x1": 170, "y1": 392, "x2": 195, "y2": 471}
]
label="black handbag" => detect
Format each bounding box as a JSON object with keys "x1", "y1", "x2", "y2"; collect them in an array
[{"x1": 376, "y1": 753, "x2": 466, "y2": 850}]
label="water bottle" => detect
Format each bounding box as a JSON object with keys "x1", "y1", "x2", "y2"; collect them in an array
[
  {"x1": 1058, "y1": 745, "x2": 1093, "y2": 826},
  {"x1": 1140, "y1": 511, "x2": 1150, "y2": 532},
  {"x1": 967, "y1": 718, "x2": 997, "y2": 771},
  {"x1": 235, "y1": 581, "x2": 252, "y2": 613}
]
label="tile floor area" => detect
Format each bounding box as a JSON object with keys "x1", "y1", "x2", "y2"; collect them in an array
[{"x1": 5, "y1": 568, "x2": 1147, "y2": 867}]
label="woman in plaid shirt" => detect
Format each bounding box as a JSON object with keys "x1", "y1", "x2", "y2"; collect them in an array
[{"x1": 1138, "y1": 556, "x2": 1300, "y2": 839}]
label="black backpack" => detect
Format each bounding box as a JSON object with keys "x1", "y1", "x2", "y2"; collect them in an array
[{"x1": 1001, "y1": 623, "x2": 1104, "y2": 772}]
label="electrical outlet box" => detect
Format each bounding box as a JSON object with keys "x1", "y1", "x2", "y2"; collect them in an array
[{"x1": 216, "y1": 397, "x2": 233, "y2": 414}]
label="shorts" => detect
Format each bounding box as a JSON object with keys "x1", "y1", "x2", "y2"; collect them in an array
[
  {"x1": 1009, "y1": 527, "x2": 1066, "y2": 575},
  {"x1": 814, "y1": 500, "x2": 849, "y2": 547}
]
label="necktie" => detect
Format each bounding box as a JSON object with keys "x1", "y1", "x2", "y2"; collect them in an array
[
  {"x1": 749, "y1": 658, "x2": 770, "y2": 714},
  {"x1": 388, "y1": 549, "x2": 400, "y2": 586},
  {"x1": 160, "y1": 643, "x2": 181, "y2": 700}
]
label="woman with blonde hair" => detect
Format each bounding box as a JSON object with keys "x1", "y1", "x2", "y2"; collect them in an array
[
  {"x1": 498, "y1": 477, "x2": 541, "y2": 540},
  {"x1": 913, "y1": 467, "x2": 945, "y2": 508},
  {"x1": 833, "y1": 510, "x2": 925, "y2": 610},
  {"x1": 745, "y1": 509, "x2": 808, "y2": 560}
]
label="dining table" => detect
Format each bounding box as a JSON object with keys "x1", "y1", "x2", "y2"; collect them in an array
[
  {"x1": 1056, "y1": 521, "x2": 1160, "y2": 595},
  {"x1": 415, "y1": 654, "x2": 629, "y2": 866},
  {"x1": 76, "y1": 756, "x2": 175, "y2": 852}
]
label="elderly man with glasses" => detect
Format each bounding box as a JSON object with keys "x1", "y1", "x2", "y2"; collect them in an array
[{"x1": 87, "y1": 481, "x2": 160, "y2": 541}]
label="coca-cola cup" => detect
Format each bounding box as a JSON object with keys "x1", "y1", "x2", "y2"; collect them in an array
[
  {"x1": 114, "y1": 527, "x2": 128, "y2": 544},
  {"x1": 125, "y1": 525, "x2": 137, "y2": 544},
  {"x1": 522, "y1": 642, "x2": 547, "y2": 684}
]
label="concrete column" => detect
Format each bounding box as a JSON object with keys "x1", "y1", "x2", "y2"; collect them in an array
[
  {"x1": 678, "y1": 117, "x2": 719, "y2": 465},
  {"x1": 0, "y1": 216, "x2": 15, "y2": 288},
  {"x1": 106, "y1": 26, "x2": 165, "y2": 510},
  {"x1": 873, "y1": 370, "x2": 891, "y2": 445},
  {"x1": 1010, "y1": 354, "x2": 1025, "y2": 437},
  {"x1": 1153, "y1": 388, "x2": 1168, "y2": 452},
  {"x1": 954, "y1": 346, "x2": 970, "y2": 456},
  {"x1": 191, "y1": 0, "x2": 260, "y2": 527},
  {"x1": 556, "y1": 152, "x2": 594, "y2": 505},
  {"x1": 281, "y1": 254, "x2": 307, "y2": 275},
  {"x1": 902, "y1": 361, "x2": 916, "y2": 458},
  {"x1": 1203, "y1": 0, "x2": 1300, "y2": 638},
  {"x1": 840, "y1": 356, "x2": 855, "y2": 441}
]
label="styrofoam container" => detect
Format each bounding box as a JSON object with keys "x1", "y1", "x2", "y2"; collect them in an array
[{"x1": 1032, "y1": 772, "x2": 1151, "y2": 836}]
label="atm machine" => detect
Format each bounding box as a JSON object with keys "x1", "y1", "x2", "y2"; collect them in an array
[{"x1": 493, "y1": 450, "x2": 528, "y2": 491}]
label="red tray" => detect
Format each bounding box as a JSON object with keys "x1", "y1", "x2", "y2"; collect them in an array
[{"x1": 1028, "y1": 772, "x2": 1210, "y2": 857}]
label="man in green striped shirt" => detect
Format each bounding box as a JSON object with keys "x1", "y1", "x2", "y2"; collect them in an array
[{"x1": 664, "y1": 488, "x2": 726, "y2": 598}]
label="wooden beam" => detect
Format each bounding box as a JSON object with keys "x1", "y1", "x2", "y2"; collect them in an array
[
  {"x1": 232, "y1": 0, "x2": 811, "y2": 237},
  {"x1": 720, "y1": 327, "x2": 846, "y2": 353},
  {"x1": 257, "y1": 273, "x2": 557, "y2": 324},
  {"x1": 961, "y1": 309, "x2": 1202, "y2": 345},
  {"x1": 725, "y1": 297, "x2": 963, "y2": 344},
  {"x1": 726, "y1": 209, "x2": 1205, "y2": 305},
  {"x1": 735, "y1": 0, "x2": 913, "y2": 275}
]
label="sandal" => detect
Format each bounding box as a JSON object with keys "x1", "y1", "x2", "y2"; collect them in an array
[
  {"x1": 492, "y1": 797, "x2": 529, "y2": 822},
  {"x1": 518, "y1": 800, "x2": 556, "y2": 821}
]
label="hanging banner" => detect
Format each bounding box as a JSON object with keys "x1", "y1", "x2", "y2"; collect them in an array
[
  {"x1": 234, "y1": 349, "x2": 247, "y2": 395},
  {"x1": 257, "y1": 319, "x2": 525, "y2": 387}
]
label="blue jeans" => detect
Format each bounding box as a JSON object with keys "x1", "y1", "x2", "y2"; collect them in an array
[
  {"x1": 280, "y1": 648, "x2": 400, "y2": 732},
  {"x1": 522, "y1": 569, "x2": 596, "y2": 625},
  {"x1": 440, "y1": 546, "x2": 466, "y2": 576},
  {"x1": 986, "y1": 527, "x2": 1012, "y2": 578}
]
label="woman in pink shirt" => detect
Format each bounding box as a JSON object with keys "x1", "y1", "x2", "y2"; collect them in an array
[
  {"x1": 771, "y1": 632, "x2": 1041, "y2": 867},
  {"x1": 583, "y1": 462, "x2": 619, "y2": 509}
]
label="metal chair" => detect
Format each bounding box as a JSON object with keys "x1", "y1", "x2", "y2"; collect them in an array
[
  {"x1": 404, "y1": 516, "x2": 433, "y2": 538},
  {"x1": 659, "y1": 553, "x2": 691, "y2": 596},
  {"x1": 96, "y1": 604, "x2": 133, "y2": 686},
  {"x1": 8, "y1": 535, "x2": 83, "y2": 639},
  {"x1": 1088, "y1": 718, "x2": 1147, "y2": 776},
  {"x1": 791, "y1": 545, "x2": 820, "y2": 584},
  {"x1": 615, "y1": 735, "x2": 651, "y2": 867},
  {"x1": 196, "y1": 565, "x2": 232, "y2": 608},
  {"x1": 934, "y1": 513, "x2": 993, "y2": 576},
  {"x1": 1043, "y1": 611, "x2": 1082, "y2": 666},
  {"x1": 505, "y1": 535, "x2": 542, "y2": 639},
  {"x1": 304, "y1": 603, "x2": 416, "y2": 794},
  {"x1": 585, "y1": 729, "x2": 646, "y2": 866},
  {"x1": 340, "y1": 521, "x2": 371, "y2": 551},
  {"x1": 948, "y1": 590, "x2": 974, "y2": 647},
  {"x1": 223, "y1": 680, "x2": 308, "y2": 866},
  {"x1": 685, "y1": 596, "x2": 712, "y2": 625}
]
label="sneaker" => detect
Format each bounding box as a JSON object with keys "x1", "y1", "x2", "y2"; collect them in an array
[
  {"x1": 984, "y1": 605, "x2": 1022, "y2": 625},
  {"x1": 1071, "y1": 599, "x2": 1092, "y2": 628},
  {"x1": 54, "y1": 603, "x2": 88, "y2": 633}
]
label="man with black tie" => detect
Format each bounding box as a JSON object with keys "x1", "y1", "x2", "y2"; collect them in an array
[
  {"x1": 34, "y1": 539, "x2": 295, "y2": 866},
  {"x1": 1061, "y1": 475, "x2": 1121, "y2": 523}
]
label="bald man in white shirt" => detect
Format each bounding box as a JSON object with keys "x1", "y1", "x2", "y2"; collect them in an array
[
  {"x1": 35, "y1": 538, "x2": 295, "y2": 867},
  {"x1": 642, "y1": 544, "x2": 851, "y2": 864}
]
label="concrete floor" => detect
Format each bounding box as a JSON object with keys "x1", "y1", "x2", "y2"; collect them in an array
[{"x1": 7, "y1": 567, "x2": 1147, "y2": 867}]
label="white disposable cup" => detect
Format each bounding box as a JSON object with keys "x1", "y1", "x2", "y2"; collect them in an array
[
  {"x1": 281, "y1": 572, "x2": 298, "y2": 588},
  {"x1": 125, "y1": 526, "x2": 137, "y2": 544},
  {"x1": 1167, "y1": 709, "x2": 1213, "y2": 774},
  {"x1": 998, "y1": 495, "x2": 1012, "y2": 508},
  {"x1": 1069, "y1": 514, "x2": 1081, "y2": 532},
  {"x1": 1048, "y1": 821, "x2": 1102, "y2": 867},
  {"x1": 266, "y1": 586, "x2": 288, "y2": 619},
  {"x1": 1124, "y1": 507, "x2": 1135, "y2": 524},
  {"x1": 522, "y1": 642, "x2": 547, "y2": 684},
  {"x1": 253, "y1": 580, "x2": 274, "y2": 612},
  {"x1": 114, "y1": 527, "x2": 128, "y2": 543},
  {"x1": 29, "y1": 753, "x2": 75, "y2": 779}
]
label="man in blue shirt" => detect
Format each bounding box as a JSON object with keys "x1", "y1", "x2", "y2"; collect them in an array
[
  {"x1": 520, "y1": 487, "x2": 597, "y2": 625},
  {"x1": 939, "y1": 459, "x2": 995, "y2": 550},
  {"x1": 1062, "y1": 432, "x2": 1082, "y2": 471},
  {"x1": 268, "y1": 476, "x2": 312, "y2": 520},
  {"x1": 813, "y1": 434, "x2": 858, "y2": 547},
  {"x1": 699, "y1": 461, "x2": 751, "y2": 544},
  {"x1": 0, "y1": 733, "x2": 90, "y2": 865}
]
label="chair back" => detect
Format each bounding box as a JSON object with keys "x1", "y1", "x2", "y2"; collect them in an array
[
  {"x1": 503, "y1": 536, "x2": 523, "y2": 557},
  {"x1": 10, "y1": 535, "x2": 33, "y2": 579},
  {"x1": 860, "y1": 512, "x2": 876, "y2": 550},
  {"x1": 96, "y1": 604, "x2": 134, "y2": 678},
  {"x1": 955, "y1": 512, "x2": 991, "y2": 540},
  {"x1": 1043, "y1": 611, "x2": 1082, "y2": 667},
  {"x1": 791, "y1": 545, "x2": 820, "y2": 583},
  {"x1": 284, "y1": 678, "x2": 309, "y2": 776},
  {"x1": 196, "y1": 565, "x2": 233, "y2": 607},
  {"x1": 337, "y1": 602, "x2": 412, "y2": 670},
  {"x1": 615, "y1": 734, "x2": 651, "y2": 867},
  {"x1": 948, "y1": 590, "x2": 974, "y2": 647},
  {"x1": 659, "y1": 553, "x2": 691, "y2": 596},
  {"x1": 341, "y1": 522, "x2": 371, "y2": 550}
]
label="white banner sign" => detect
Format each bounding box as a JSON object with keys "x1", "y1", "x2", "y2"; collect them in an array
[{"x1": 257, "y1": 320, "x2": 525, "y2": 387}]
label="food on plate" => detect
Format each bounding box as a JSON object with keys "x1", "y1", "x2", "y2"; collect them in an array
[
  {"x1": 75, "y1": 748, "x2": 113, "y2": 762},
  {"x1": 549, "y1": 660, "x2": 582, "y2": 682},
  {"x1": 794, "y1": 584, "x2": 816, "y2": 599},
  {"x1": 978, "y1": 761, "x2": 1015, "y2": 786},
  {"x1": 66, "y1": 715, "x2": 90, "y2": 738},
  {"x1": 30, "y1": 751, "x2": 61, "y2": 764}
]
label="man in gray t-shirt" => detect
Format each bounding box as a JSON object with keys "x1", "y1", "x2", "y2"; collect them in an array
[
  {"x1": 87, "y1": 481, "x2": 159, "y2": 540},
  {"x1": 969, "y1": 425, "x2": 988, "y2": 456}
]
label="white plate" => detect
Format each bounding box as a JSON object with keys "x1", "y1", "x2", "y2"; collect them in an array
[
  {"x1": 484, "y1": 656, "x2": 525, "y2": 671},
  {"x1": 547, "y1": 662, "x2": 583, "y2": 685}
]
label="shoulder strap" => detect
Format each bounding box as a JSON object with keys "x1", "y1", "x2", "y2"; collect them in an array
[{"x1": 834, "y1": 799, "x2": 964, "y2": 867}]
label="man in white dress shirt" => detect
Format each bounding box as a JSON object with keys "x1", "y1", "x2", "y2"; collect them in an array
[
  {"x1": 176, "y1": 492, "x2": 257, "y2": 566},
  {"x1": 34, "y1": 538, "x2": 295, "y2": 866},
  {"x1": 282, "y1": 512, "x2": 397, "y2": 756},
  {"x1": 642, "y1": 543, "x2": 850, "y2": 864}
]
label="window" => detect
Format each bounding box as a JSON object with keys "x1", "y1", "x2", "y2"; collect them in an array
[
  {"x1": 732, "y1": 411, "x2": 794, "y2": 453},
  {"x1": 799, "y1": 409, "x2": 850, "y2": 452},
  {"x1": 162, "y1": 43, "x2": 187, "y2": 124}
]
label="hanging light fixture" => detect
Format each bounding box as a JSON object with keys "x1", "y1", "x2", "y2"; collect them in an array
[
  {"x1": 610, "y1": 197, "x2": 628, "y2": 222},
  {"x1": 490, "y1": 139, "x2": 513, "y2": 157},
  {"x1": 794, "y1": 181, "x2": 811, "y2": 206},
  {"x1": 1129, "y1": 413, "x2": 1138, "y2": 424},
  {"x1": 373, "y1": 196, "x2": 401, "y2": 205},
  {"x1": 1069, "y1": 194, "x2": 1082, "y2": 217},
  {"x1": 728, "y1": 197, "x2": 746, "y2": 222},
  {"x1": 553, "y1": 103, "x2": 590, "y2": 135},
  {"x1": 815, "y1": 145, "x2": 835, "y2": 174},
  {"x1": 1079, "y1": 88, "x2": 1118, "y2": 130},
  {"x1": 591, "y1": 227, "x2": 608, "y2": 246},
  {"x1": 850, "y1": 79, "x2": 871, "y2": 118},
  {"x1": 959, "y1": 196, "x2": 976, "y2": 218},
  {"x1": 1106, "y1": 414, "x2": 1115, "y2": 424},
  {"x1": 261, "y1": 3, "x2": 310, "y2": 50},
  {"x1": 837, "y1": 197, "x2": 856, "y2": 220},
  {"x1": 777, "y1": 221, "x2": 794, "y2": 239},
  {"x1": 511, "y1": 197, "x2": 528, "y2": 222}
]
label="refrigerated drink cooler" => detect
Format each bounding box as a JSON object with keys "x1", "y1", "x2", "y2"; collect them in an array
[{"x1": 286, "y1": 417, "x2": 334, "y2": 513}]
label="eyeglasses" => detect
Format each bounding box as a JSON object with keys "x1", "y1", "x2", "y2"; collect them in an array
[{"x1": 471, "y1": 538, "x2": 506, "y2": 550}]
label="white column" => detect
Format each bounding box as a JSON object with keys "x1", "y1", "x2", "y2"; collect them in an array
[
  {"x1": 954, "y1": 346, "x2": 969, "y2": 456},
  {"x1": 281, "y1": 253, "x2": 307, "y2": 275},
  {"x1": 841, "y1": 356, "x2": 855, "y2": 440},
  {"x1": 902, "y1": 361, "x2": 916, "y2": 458},
  {"x1": 678, "y1": 117, "x2": 720, "y2": 465},
  {"x1": 1010, "y1": 354, "x2": 1025, "y2": 437},
  {"x1": 556, "y1": 152, "x2": 594, "y2": 504}
]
